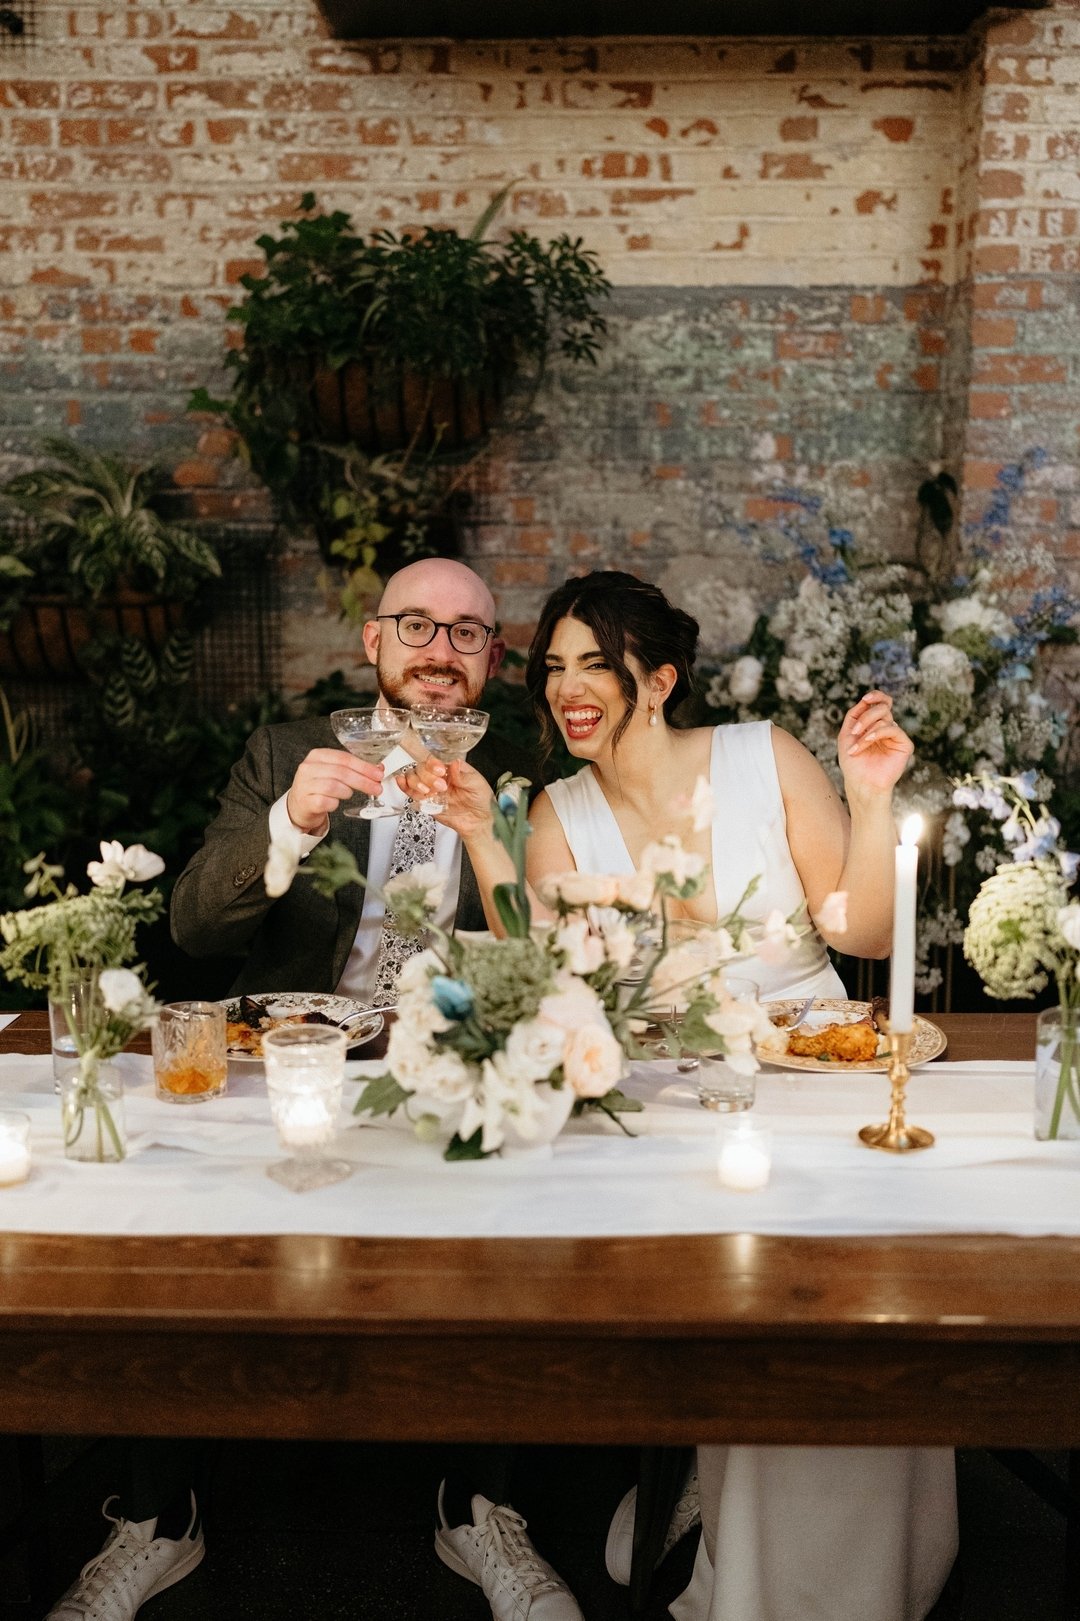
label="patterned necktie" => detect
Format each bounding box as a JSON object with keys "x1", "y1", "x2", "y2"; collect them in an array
[{"x1": 372, "y1": 807, "x2": 437, "y2": 1004}]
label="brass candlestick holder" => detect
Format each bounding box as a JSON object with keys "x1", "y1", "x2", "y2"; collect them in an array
[{"x1": 859, "y1": 1028, "x2": 934, "y2": 1153}]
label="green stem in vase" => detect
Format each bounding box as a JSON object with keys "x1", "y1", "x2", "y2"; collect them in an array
[{"x1": 1049, "y1": 991, "x2": 1080, "y2": 1141}]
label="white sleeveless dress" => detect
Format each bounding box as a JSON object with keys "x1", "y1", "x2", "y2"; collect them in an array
[
  {"x1": 546, "y1": 721, "x2": 958, "y2": 1621},
  {"x1": 546, "y1": 722, "x2": 844, "y2": 1001}
]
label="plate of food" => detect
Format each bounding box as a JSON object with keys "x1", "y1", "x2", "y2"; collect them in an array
[
  {"x1": 222, "y1": 993, "x2": 384, "y2": 1062},
  {"x1": 756, "y1": 997, "x2": 946, "y2": 1072}
]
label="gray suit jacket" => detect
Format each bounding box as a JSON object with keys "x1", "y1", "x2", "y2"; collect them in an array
[{"x1": 170, "y1": 716, "x2": 535, "y2": 996}]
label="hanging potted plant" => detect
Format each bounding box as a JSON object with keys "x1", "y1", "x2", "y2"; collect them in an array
[
  {"x1": 188, "y1": 190, "x2": 609, "y2": 607},
  {"x1": 0, "y1": 437, "x2": 222, "y2": 681}
]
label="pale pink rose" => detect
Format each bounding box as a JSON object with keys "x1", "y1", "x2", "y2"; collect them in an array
[
  {"x1": 538, "y1": 871, "x2": 620, "y2": 909},
  {"x1": 538, "y1": 974, "x2": 606, "y2": 1035},
  {"x1": 754, "y1": 908, "x2": 799, "y2": 966},
  {"x1": 815, "y1": 890, "x2": 849, "y2": 935},
  {"x1": 616, "y1": 870, "x2": 656, "y2": 912},
  {"x1": 563, "y1": 1020, "x2": 623, "y2": 1098},
  {"x1": 640, "y1": 835, "x2": 706, "y2": 888}
]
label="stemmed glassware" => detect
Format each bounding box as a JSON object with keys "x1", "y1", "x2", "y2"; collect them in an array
[
  {"x1": 330, "y1": 707, "x2": 411, "y2": 818},
  {"x1": 408, "y1": 706, "x2": 489, "y2": 815}
]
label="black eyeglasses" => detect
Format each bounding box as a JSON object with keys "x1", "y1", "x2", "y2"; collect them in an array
[{"x1": 378, "y1": 614, "x2": 494, "y2": 655}]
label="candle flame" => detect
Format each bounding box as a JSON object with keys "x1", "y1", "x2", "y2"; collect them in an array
[{"x1": 900, "y1": 812, "x2": 924, "y2": 847}]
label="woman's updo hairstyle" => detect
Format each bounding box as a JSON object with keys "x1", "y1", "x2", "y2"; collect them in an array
[{"x1": 524, "y1": 570, "x2": 700, "y2": 761}]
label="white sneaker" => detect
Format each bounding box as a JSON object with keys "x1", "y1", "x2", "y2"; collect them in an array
[
  {"x1": 604, "y1": 1469, "x2": 701, "y2": 1586},
  {"x1": 435, "y1": 1481, "x2": 583, "y2": 1621},
  {"x1": 46, "y1": 1493, "x2": 205, "y2": 1620}
]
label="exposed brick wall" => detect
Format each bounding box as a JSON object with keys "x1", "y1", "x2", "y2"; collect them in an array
[
  {"x1": 0, "y1": 2, "x2": 1077, "y2": 690},
  {"x1": 958, "y1": 5, "x2": 1080, "y2": 562}
]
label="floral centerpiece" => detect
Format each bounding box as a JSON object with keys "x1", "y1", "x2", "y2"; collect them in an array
[
  {"x1": 701, "y1": 453, "x2": 1077, "y2": 997},
  {"x1": 958, "y1": 772, "x2": 1080, "y2": 1138},
  {"x1": 0, "y1": 841, "x2": 163, "y2": 1160},
  {"x1": 269, "y1": 777, "x2": 837, "y2": 1159}
]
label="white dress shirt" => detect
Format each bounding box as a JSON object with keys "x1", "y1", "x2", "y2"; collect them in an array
[{"x1": 267, "y1": 743, "x2": 462, "y2": 1001}]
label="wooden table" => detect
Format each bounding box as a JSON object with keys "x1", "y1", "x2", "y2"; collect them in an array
[{"x1": 4, "y1": 1010, "x2": 1079, "y2": 1448}]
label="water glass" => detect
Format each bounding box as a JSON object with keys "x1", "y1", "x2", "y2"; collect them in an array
[
  {"x1": 262, "y1": 1024, "x2": 352, "y2": 1192},
  {"x1": 153, "y1": 1000, "x2": 228, "y2": 1103},
  {"x1": 695, "y1": 1058, "x2": 756, "y2": 1112}
]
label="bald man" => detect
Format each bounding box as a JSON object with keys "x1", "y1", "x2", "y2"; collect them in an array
[{"x1": 171, "y1": 558, "x2": 534, "y2": 997}]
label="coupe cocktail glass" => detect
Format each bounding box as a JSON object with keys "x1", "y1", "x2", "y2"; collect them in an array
[{"x1": 330, "y1": 707, "x2": 411, "y2": 819}]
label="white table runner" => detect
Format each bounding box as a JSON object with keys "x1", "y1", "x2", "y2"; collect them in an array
[{"x1": 1, "y1": 1043, "x2": 1077, "y2": 1239}]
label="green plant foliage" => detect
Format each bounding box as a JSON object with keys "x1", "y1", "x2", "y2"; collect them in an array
[
  {"x1": 0, "y1": 687, "x2": 69, "y2": 917},
  {"x1": 0, "y1": 437, "x2": 221, "y2": 630},
  {"x1": 74, "y1": 633, "x2": 286, "y2": 884},
  {"x1": 188, "y1": 193, "x2": 610, "y2": 602}
]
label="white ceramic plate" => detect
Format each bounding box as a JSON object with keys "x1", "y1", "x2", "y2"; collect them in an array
[
  {"x1": 221, "y1": 993, "x2": 384, "y2": 1062},
  {"x1": 757, "y1": 997, "x2": 946, "y2": 1073}
]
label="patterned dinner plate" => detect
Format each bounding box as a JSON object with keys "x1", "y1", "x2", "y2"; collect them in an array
[
  {"x1": 757, "y1": 997, "x2": 946, "y2": 1073},
  {"x1": 221, "y1": 992, "x2": 384, "y2": 1062}
]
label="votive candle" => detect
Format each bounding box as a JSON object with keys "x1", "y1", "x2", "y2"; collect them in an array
[
  {"x1": 0, "y1": 1112, "x2": 31, "y2": 1186},
  {"x1": 717, "y1": 1118, "x2": 772, "y2": 1192}
]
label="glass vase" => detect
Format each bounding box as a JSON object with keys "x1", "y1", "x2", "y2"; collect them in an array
[
  {"x1": 48, "y1": 969, "x2": 103, "y2": 1093},
  {"x1": 1034, "y1": 1004, "x2": 1080, "y2": 1141},
  {"x1": 61, "y1": 1054, "x2": 126, "y2": 1163}
]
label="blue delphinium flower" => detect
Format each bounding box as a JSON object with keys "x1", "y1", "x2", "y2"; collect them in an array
[
  {"x1": 1012, "y1": 816, "x2": 1061, "y2": 863},
  {"x1": 430, "y1": 975, "x2": 474, "y2": 1020},
  {"x1": 1012, "y1": 769, "x2": 1038, "y2": 801},
  {"x1": 1060, "y1": 851, "x2": 1080, "y2": 885},
  {"x1": 868, "y1": 638, "x2": 915, "y2": 695}
]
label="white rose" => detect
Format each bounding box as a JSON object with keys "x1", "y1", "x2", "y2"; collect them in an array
[
  {"x1": 1059, "y1": 905, "x2": 1080, "y2": 952},
  {"x1": 553, "y1": 917, "x2": 606, "y2": 976},
  {"x1": 385, "y1": 1023, "x2": 439, "y2": 1092},
  {"x1": 87, "y1": 839, "x2": 165, "y2": 890},
  {"x1": 814, "y1": 891, "x2": 848, "y2": 935},
  {"x1": 383, "y1": 860, "x2": 446, "y2": 912},
  {"x1": 413, "y1": 1049, "x2": 474, "y2": 1104},
  {"x1": 615, "y1": 870, "x2": 656, "y2": 912},
  {"x1": 728, "y1": 655, "x2": 764, "y2": 705},
  {"x1": 538, "y1": 871, "x2": 620, "y2": 909},
  {"x1": 538, "y1": 973, "x2": 606, "y2": 1035},
  {"x1": 98, "y1": 967, "x2": 146, "y2": 1016},
  {"x1": 563, "y1": 1019, "x2": 623, "y2": 1098},
  {"x1": 503, "y1": 1016, "x2": 568, "y2": 1082}
]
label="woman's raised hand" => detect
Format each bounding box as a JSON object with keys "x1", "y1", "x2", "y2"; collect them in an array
[
  {"x1": 838, "y1": 690, "x2": 913, "y2": 798},
  {"x1": 394, "y1": 756, "x2": 497, "y2": 839}
]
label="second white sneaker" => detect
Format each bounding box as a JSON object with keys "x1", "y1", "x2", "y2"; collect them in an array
[
  {"x1": 435, "y1": 1482, "x2": 583, "y2": 1621},
  {"x1": 604, "y1": 1469, "x2": 701, "y2": 1586},
  {"x1": 46, "y1": 1493, "x2": 205, "y2": 1621}
]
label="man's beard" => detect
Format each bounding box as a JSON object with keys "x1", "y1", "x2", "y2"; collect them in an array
[{"x1": 378, "y1": 656, "x2": 485, "y2": 709}]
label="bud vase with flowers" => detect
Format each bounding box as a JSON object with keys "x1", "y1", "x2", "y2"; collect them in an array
[
  {"x1": 958, "y1": 773, "x2": 1080, "y2": 1139},
  {"x1": 0, "y1": 842, "x2": 164, "y2": 1160},
  {"x1": 267, "y1": 774, "x2": 840, "y2": 1159}
]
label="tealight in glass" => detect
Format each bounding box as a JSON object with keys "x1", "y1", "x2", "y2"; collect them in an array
[{"x1": 262, "y1": 1024, "x2": 352, "y2": 1193}]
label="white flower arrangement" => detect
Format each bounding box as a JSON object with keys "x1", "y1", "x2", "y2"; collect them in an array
[
  {"x1": 960, "y1": 773, "x2": 1080, "y2": 1137},
  {"x1": 700, "y1": 453, "x2": 1077, "y2": 996},
  {"x1": 270, "y1": 775, "x2": 833, "y2": 1159},
  {"x1": 0, "y1": 842, "x2": 164, "y2": 1159}
]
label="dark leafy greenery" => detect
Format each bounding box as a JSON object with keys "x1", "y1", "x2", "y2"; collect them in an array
[
  {"x1": 0, "y1": 437, "x2": 221, "y2": 630},
  {"x1": 0, "y1": 689, "x2": 69, "y2": 913},
  {"x1": 188, "y1": 193, "x2": 610, "y2": 597}
]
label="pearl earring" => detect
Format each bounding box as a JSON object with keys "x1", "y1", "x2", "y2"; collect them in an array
[{"x1": 649, "y1": 702, "x2": 658, "y2": 727}]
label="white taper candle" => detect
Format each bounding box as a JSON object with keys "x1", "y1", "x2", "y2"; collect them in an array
[{"x1": 889, "y1": 813, "x2": 923, "y2": 1033}]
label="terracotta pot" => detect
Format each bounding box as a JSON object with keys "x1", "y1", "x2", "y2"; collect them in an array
[
  {"x1": 308, "y1": 361, "x2": 503, "y2": 452},
  {"x1": 0, "y1": 592, "x2": 186, "y2": 681}
]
